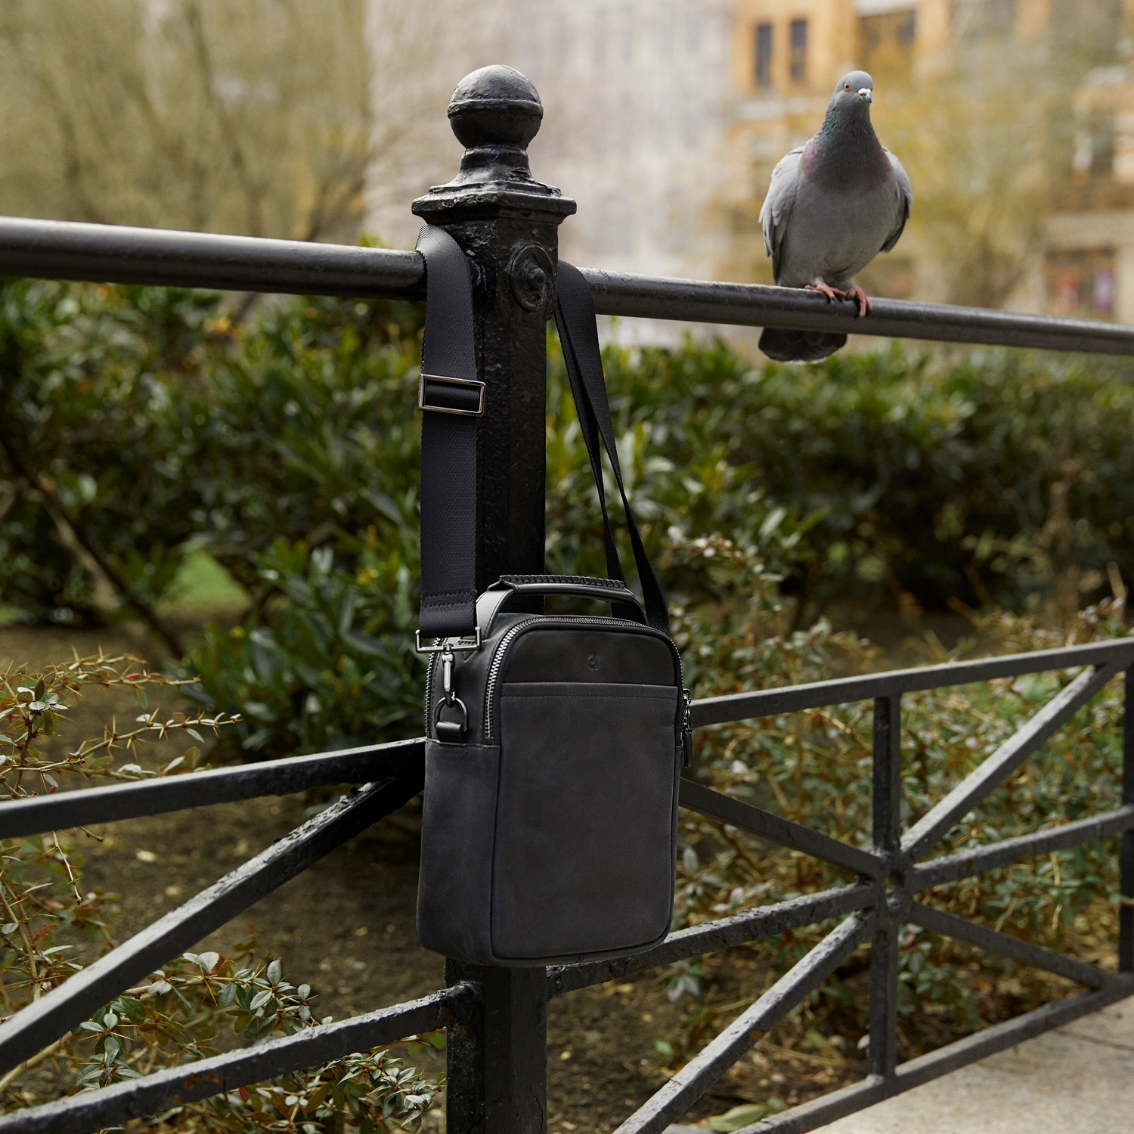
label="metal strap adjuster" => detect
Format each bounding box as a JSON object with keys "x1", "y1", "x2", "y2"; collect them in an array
[
  {"x1": 415, "y1": 628, "x2": 482, "y2": 654},
  {"x1": 418, "y1": 373, "x2": 485, "y2": 417}
]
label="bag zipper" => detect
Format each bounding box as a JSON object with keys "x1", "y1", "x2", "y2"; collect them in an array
[
  {"x1": 482, "y1": 615, "x2": 686, "y2": 745},
  {"x1": 681, "y1": 688, "x2": 693, "y2": 769}
]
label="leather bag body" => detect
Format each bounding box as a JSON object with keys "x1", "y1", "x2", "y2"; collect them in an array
[
  {"x1": 413, "y1": 228, "x2": 689, "y2": 966},
  {"x1": 418, "y1": 578, "x2": 685, "y2": 965}
]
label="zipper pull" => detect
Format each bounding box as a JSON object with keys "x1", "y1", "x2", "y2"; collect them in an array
[{"x1": 681, "y1": 688, "x2": 693, "y2": 769}]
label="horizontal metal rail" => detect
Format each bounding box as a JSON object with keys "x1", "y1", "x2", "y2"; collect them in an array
[
  {"x1": 0, "y1": 217, "x2": 424, "y2": 298},
  {"x1": 0, "y1": 984, "x2": 476, "y2": 1134},
  {"x1": 0, "y1": 738, "x2": 423, "y2": 840},
  {"x1": 0, "y1": 771, "x2": 422, "y2": 1076},
  {"x1": 0, "y1": 217, "x2": 1132, "y2": 356},
  {"x1": 581, "y1": 267, "x2": 1134, "y2": 354},
  {"x1": 691, "y1": 638, "x2": 1134, "y2": 727}
]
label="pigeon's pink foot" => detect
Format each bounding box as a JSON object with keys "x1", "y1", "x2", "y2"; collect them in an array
[
  {"x1": 846, "y1": 284, "x2": 872, "y2": 317},
  {"x1": 806, "y1": 280, "x2": 843, "y2": 303}
]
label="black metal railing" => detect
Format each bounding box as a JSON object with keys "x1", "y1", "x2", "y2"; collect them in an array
[{"x1": 1, "y1": 64, "x2": 1133, "y2": 1134}]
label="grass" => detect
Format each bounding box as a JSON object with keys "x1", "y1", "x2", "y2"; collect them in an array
[{"x1": 160, "y1": 549, "x2": 248, "y2": 611}]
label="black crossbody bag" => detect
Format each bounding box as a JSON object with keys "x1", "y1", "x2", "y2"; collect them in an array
[{"x1": 413, "y1": 225, "x2": 691, "y2": 966}]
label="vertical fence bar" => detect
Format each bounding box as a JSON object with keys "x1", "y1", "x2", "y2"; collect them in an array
[
  {"x1": 869, "y1": 695, "x2": 902, "y2": 1082},
  {"x1": 1121, "y1": 671, "x2": 1134, "y2": 973},
  {"x1": 414, "y1": 66, "x2": 572, "y2": 1134}
]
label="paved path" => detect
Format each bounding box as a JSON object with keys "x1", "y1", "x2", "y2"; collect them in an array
[{"x1": 669, "y1": 998, "x2": 1134, "y2": 1133}]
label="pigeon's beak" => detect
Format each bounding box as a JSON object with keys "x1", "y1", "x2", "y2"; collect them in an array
[{"x1": 858, "y1": 88, "x2": 872, "y2": 102}]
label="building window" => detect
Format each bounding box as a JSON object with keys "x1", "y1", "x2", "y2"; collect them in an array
[
  {"x1": 985, "y1": 0, "x2": 1017, "y2": 34},
  {"x1": 789, "y1": 18, "x2": 807, "y2": 83},
  {"x1": 1072, "y1": 107, "x2": 1116, "y2": 180},
  {"x1": 956, "y1": 0, "x2": 1017, "y2": 40},
  {"x1": 755, "y1": 23, "x2": 773, "y2": 89},
  {"x1": 860, "y1": 8, "x2": 916, "y2": 80},
  {"x1": 1047, "y1": 249, "x2": 1116, "y2": 317}
]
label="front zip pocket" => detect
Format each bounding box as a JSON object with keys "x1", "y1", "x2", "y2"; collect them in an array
[{"x1": 482, "y1": 616, "x2": 683, "y2": 744}]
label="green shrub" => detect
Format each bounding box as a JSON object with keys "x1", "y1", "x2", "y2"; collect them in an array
[
  {"x1": 0, "y1": 281, "x2": 421, "y2": 637},
  {"x1": 0, "y1": 655, "x2": 440, "y2": 1129},
  {"x1": 667, "y1": 531, "x2": 1128, "y2": 1049},
  {"x1": 5, "y1": 281, "x2": 1134, "y2": 759},
  {"x1": 596, "y1": 339, "x2": 1134, "y2": 614}
]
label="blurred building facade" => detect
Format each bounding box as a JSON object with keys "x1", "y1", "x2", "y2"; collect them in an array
[
  {"x1": 365, "y1": 0, "x2": 735, "y2": 285},
  {"x1": 366, "y1": 0, "x2": 1134, "y2": 321}
]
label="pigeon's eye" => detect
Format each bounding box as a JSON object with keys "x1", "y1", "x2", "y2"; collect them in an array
[{"x1": 843, "y1": 82, "x2": 851, "y2": 90}]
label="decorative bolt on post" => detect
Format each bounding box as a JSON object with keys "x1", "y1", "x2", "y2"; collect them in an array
[
  {"x1": 414, "y1": 66, "x2": 575, "y2": 1134},
  {"x1": 413, "y1": 65, "x2": 576, "y2": 593}
]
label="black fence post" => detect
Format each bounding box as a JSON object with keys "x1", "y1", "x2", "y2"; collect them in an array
[
  {"x1": 414, "y1": 66, "x2": 575, "y2": 1134},
  {"x1": 412, "y1": 64, "x2": 576, "y2": 591}
]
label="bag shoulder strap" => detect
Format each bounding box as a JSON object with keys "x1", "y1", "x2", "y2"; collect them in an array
[
  {"x1": 416, "y1": 225, "x2": 481, "y2": 640},
  {"x1": 415, "y1": 230, "x2": 668, "y2": 639},
  {"x1": 554, "y1": 262, "x2": 669, "y2": 634}
]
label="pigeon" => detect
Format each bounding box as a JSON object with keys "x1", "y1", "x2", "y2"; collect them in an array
[{"x1": 758, "y1": 70, "x2": 913, "y2": 363}]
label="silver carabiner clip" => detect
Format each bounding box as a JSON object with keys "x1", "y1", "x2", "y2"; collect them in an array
[{"x1": 441, "y1": 647, "x2": 456, "y2": 706}]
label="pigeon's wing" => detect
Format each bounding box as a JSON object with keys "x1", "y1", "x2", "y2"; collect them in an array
[
  {"x1": 880, "y1": 149, "x2": 913, "y2": 253},
  {"x1": 760, "y1": 147, "x2": 804, "y2": 281}
]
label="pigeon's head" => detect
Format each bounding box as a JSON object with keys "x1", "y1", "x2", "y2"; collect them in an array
[{"x1": 829, "y1": 71, "x2": 874, "y2": 115}]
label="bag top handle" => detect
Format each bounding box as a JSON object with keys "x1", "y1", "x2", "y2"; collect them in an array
[{"x1": 475, "y1": 575, "x2": 646, "y2": 638}]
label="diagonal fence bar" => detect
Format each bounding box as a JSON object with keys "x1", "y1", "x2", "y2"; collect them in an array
[
  {"x1": 902, "y1": 663, "x2": 1118, "y2": 860},
  {"x1": 0, "y1": 771, "x2": 422, "y2": 1075},
  {"x1": 0, "y1": 984, "x2": 476, "y2": 1134},
  {"x1": 908, "y1": 901, "x2": 1114, "y2": 990},
  {"x1": 911, "y1": 804, "x2": 1134, "y2": 891},
  {"x1": 678, "y1": 780, "x2": 883, "y2": 878},
  {"x1": 746, "y1": 975, "x2": 1134, "y2": 1133},
  {"x1": 546, "y1": 883, "x2": 877, "y2": 998},
  {"x1": 0, "y1": 740, "x2": 424, "y2": 840},
  {"x1": 611, "y1": 913, "x2": 876, "y2": 1134}
]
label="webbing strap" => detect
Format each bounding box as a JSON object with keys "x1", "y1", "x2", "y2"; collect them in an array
[
  {"x1": 415, "y1": 234, "x2": 669, "y2": 638},
  {"x1": 554, "y1": 262, "x2": 669, "y2": 634},
  {"x1": 416, "y1": 225, "x2": 480, "y2": 638}
]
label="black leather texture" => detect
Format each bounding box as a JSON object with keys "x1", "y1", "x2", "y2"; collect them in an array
[
  {"x1": 417, "y1": 638, "x2": 681, "y2": 965},
  {"x1": 416, "y1": 600, "x2": 686, "y2": 965},
  {"x1": 414, "y1": 253, "x2": 688, "y2": 966}
]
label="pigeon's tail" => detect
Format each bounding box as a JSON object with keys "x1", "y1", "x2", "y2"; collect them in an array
[{"x1": 759, "y1": 327, "x2": 847, "y2": 363}]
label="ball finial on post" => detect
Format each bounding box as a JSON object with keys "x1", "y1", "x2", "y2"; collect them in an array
[{"x1": 445, "y1": 65, "x2": 545, "y2": 185}]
